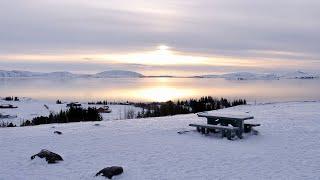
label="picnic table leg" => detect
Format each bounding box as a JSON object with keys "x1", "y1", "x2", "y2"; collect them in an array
[
  {"x1": 221, "y1": 129, "x2": 225, "y2": 138},
  {"x1": 207, "y1": 118, "x2": 219, "y2": 133},
  {"x1": 201, "y1": 127, "x2": 206, "y2": 134},
  {"x1": 236, "y1": 120, "x2": 244, "y2": 139},
  {"x1": 244, "y1": 124, "x2": 251, "y2": 133}
]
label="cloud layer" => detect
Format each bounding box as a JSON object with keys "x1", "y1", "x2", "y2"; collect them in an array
[{"x1": 0, "y1": 0, "x2": 319, "y2": 74}]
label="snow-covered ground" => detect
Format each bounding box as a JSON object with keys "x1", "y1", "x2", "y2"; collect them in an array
[
  {"x1": 0, "y1": 98, "x2": 142, "y2": 125},
  {"x1": 0, "y1": 101, "x2": 319, "y2": 179}
]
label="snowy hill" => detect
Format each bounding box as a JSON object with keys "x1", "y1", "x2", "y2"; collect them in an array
[
  {"x1": 0, "y1": 70, "x2": 78, "y2": 78},
  {"x1": 43, "y1": 72, "x2": 79, "y2": 78},
  {"x1": 219, "y1": 72, "x2": 279, "y2": 80},
  {"x1": 197, "y1": 71, "x2": 319, "y2": 80},
  {"x1": 0, "y1": 101, "x2": 320, "y2": 179},
  {"x1": 0, "y1": 70, "x2": 43, "y2": 78},
  {"x1": 196, "y1": 72, "x2": 280, "y2": 80},
  {"x1": 0, "y1": 70, "x2": 144, "y2": 78},
  {"x1": 94, "y1": 70, "x2": 144, "y2": 78},
  {"x1": 280, "y1": 71, "x2": 319, "y2": 79},
  {"x1": 0, "y1": 70, "x2": 318, "y2": 80}
]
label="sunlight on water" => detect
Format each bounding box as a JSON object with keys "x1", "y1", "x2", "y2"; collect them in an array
[
  {"x1": 130, "y1": 86, "x2": 196, "y2": 102},
  {"x1": 0, "y1": 78, "x2": 320, "y2": 102}
]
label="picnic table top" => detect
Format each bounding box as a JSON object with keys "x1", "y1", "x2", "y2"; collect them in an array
[{"x1": 197, "y1": 112, "x2": 254, "y2": 121}]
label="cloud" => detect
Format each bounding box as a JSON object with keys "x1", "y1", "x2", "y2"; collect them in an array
[{"x1": 0, "y1": 0, "x2": 319, "y2": 73}]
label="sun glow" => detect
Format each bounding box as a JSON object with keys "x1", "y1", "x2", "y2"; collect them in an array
[
  {"x1": 157, "y1": 45, "x2": 170, "y2": 51},
  {"x1": 99, "y1": 45, "x2": 212, "y2": 65},
  {"x1": 0, "y1": 45, "x2": 310, "y2": 76},
  {"x1": 130, "y1": 86, "x2": 196, "y2": 102}
]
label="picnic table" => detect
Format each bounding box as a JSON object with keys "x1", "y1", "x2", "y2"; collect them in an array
[{"x1": 190, "y1": 112, "x2": 258, "y2": 140}]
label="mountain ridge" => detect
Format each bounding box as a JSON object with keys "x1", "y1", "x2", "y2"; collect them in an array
[{"x1": 0, "y1": 70, "x2": 318, "y2": 80}]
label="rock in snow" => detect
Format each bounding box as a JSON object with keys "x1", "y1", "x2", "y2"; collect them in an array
[
  {"x1": 96, "y1": 166, "x2": 124, "y2": 179},
  {"x1": 31, "y1": 149, "x2": 63, "y2": 164},
  {"x1": 53, "y1": 131, "x2": 62, "y2": 135}
]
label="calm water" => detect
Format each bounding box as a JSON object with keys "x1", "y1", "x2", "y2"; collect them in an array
[{"x1": 0, "y1": 78, "x2": 319, "y2": 103}]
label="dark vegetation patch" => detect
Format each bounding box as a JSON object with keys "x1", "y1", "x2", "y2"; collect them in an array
[
  {"x1": 134, "y1": 97, "x2": 246, "y2": 118},
  {"x1": 2, "y1": 96, "x2": 19, "y2": 101},
  {"x1": 21, "y1": 107, "x2": 102, "y2": 126},
  {"x1": 0, "y1": 121, "x2": 16, "y2": 128}
]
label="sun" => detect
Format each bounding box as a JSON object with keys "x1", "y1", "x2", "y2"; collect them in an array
[
  {"x1": 157, "y1": 45, "x2": 170, "y2": 51},
  {"x1": 97, "y1": 44, "x2": 212, "y2": 66}
]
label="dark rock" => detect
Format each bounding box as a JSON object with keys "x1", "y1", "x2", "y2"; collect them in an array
[
  {"x1": 31, "y1": 149, "x2": 63, "y2": 164},
  {"x1": 177, "y1": 130, "x2": 190, "y2": 134},
  {"x1": 7, "y1": 123, "x2": 16, "y2": 127},
  {"x1": 54, "y1": 131, "x2": 62, "y2": 135},
  {"x1": 96, "y1": 166, "x2": 123, "y2": 179}
]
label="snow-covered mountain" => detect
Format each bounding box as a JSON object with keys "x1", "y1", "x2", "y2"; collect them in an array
[
  {"x1": 0, "y1": 70, "x2": 43, "y2": 77},
  {"x1": 280, "y1": 71, "x2": 319, "y2": 79},
  {"x1": 219, "y1": 72, "x2": 279, "y2": 80},
  {"x1": 43, "y1": 72, "x2": 80, "y2": 78},
  {"x1": 0, "y1": 70, "x2": 144, "y2": 78},
  {"x1": 196, "y1": 71, "x2": 319, "y2": 80},
  {"x1": 196, "y1": 72, "x2": 279, "y2": 80},
  {"x1": 0, "y1": 70, "x2": 318, "y2": 80},
  {"x1": 93, "y1": 70, "x2": 144, "y2": 78}
]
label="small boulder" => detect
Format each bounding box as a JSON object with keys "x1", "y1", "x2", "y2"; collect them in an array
[
  {"x1": 31, "y1": 149, "x2": 63, "y2": 164},
  {"x1": 96, "y1": 166, "x2": 123, "y2": 179},
  {"x1": 54, "y1": 131, "x2": 62, "y2": 135}
]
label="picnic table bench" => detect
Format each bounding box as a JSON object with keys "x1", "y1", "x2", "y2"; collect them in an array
[
  {"x1": 189, "y1": 123, "x2": 239, "y2": 140},
  {"x1": 190, "y1": 113, "x2": 259, "y2": 140}
]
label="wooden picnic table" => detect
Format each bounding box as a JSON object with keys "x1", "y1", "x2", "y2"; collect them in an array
[{"x1": 197, "y1": 112, "x2": 254, "y2": 139}]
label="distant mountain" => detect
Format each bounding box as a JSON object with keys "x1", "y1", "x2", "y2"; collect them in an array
[
  {"x1": 195, "y1": 71, "x2": 319, "y2": 80},
  {"x1": 0, "y1": 70, "x2": 43, "y2": 77},
  {"x1": 280, "y1": 71, "x2": 319, "y2": 79},
  {"x1": 0, "y1": 70, "x2": 79, "y2": 78},
  {"x1": 93, "y1": 70, "x2": 144, "y2": 78},
  {"x1": 43, "y1": 72, "x2": 79, "y2": 78},
  {"x1": 219, "y1": 72, "x2": 279, "y2": 80},
  {"x1": 143, "y1": 75, "x2": 175, "y2": 78},
  {"x1": 0, "y1": 70, "x2": 318, "y2": 80},
  {"x1": 195, "y1": 72, "x2": 279, "y2": 80},
  {"x1": 0, "y1": 70, "x2": 143, "y2": 78}
]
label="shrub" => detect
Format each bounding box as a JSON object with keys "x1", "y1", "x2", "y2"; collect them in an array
[
  {"x1": 20, "y1": 107, "x2": 102, "y2": 126},
  {"x1": 134, "y1": 96, "x2": 247, "y2": 118},
  {"x1": 0, "y1": 121, "x2": 17, "y2": 128}
]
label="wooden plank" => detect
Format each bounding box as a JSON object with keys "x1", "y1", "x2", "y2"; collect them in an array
[
  {"x1": 197, "y1": 112, "x2": 254, "y2": 121},
  {"x1": 244, "y1": 123, "x2": 261, "y2": 127},
  {"x1": 189, "y1": 123, "x2": 239, "y2": 130}
]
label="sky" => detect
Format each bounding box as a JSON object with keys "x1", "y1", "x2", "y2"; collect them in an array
[{"x1": 0, "y1": 0, "x2": 320, "y2": 75}]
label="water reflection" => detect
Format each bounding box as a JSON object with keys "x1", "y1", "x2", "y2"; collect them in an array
[{"x1": 0, "y1": 78, "x2": 319, "y2": 102}]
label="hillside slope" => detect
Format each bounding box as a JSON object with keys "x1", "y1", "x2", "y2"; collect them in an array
[{"x1": 1, "y1": 101, "x2": 319, "y2": 179}]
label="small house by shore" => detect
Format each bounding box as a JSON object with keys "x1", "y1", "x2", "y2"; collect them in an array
[
  {"x1": 66, "y1": 102, "x2": 82, "y2": 108},
  {"x1": 0, "y1": 104, "x2": 18, "y2": 109},
  {"x1": 97, "y1": 106, "x2": 112, "y2": 113}
]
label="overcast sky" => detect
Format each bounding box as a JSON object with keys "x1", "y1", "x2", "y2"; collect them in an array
[{"x1": 0, "y1": 0, "x2": 319, "y2": 75}]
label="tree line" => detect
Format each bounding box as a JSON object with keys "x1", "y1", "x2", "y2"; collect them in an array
[
  {"x1": 21, "y1": 107, "x2": 102, "y2": 126},
  {"x1": 135, "y1": 97, "x2": 247, "y2": 118}
]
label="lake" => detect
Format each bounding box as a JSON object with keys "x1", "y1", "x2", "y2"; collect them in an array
[{"x1": 0, "y1": 78, "x2": 319, "y2": 103}]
